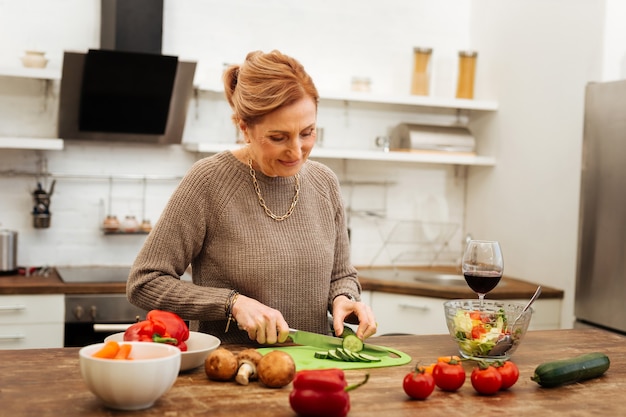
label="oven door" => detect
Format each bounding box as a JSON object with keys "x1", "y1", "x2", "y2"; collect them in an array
[{"x1": 64, "y1": 294, "x2": 148, "y2": 347}]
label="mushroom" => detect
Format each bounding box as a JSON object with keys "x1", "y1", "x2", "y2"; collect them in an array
[
  {"x1": 204, "y1": 347, "x2": 238, "y2": 381},
  {"x1": 257, "y1": 350, "x2": 296, "y2": 388},
  {"x1": 235, "y1": 349, "x2": 263, "y2": 385}
]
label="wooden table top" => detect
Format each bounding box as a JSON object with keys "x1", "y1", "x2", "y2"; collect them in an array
[{"x1": 0, "y1": 328, "x2": 622, "y2": 416}]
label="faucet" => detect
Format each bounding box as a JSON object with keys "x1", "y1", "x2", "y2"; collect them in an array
[
  {"x1": 456, "y1": 233, "x2": 473, "y2": 271},
  {"x1": 464, "y1": 233, "x2": 473, "y2": 248}
]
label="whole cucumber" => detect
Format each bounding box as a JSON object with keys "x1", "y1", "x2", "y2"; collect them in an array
[{"x1": 531, "y1": 352, "x2": 610, "y2": 388}]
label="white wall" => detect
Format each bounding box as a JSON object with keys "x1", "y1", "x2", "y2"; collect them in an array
[
  {"x1": 1, "y1": 0, "x2": 624, "y2": 329},
  {"x1": 466, "y1": 0, "x2": 607, "y2": 329}
]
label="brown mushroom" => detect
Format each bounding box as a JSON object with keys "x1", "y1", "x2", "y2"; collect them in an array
[
  {"x1": 204, "y1": 347, "x2": 238, "y2": 381},
  {"x1": 257, "y1": 350, "x2": 296, "y2": 388},
  {"x1": 235, "y1": 349, "x2": 263, "y2": 385}
]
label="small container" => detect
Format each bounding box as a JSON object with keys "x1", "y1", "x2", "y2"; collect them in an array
[
  {"x1": 139, "y1": 219, "x2": 152, "y2": 233},
  {"x1": 456, "y1": 50, "x2": 478, "y2": 99},
  {"x1": 351, "y1": 77, "x2": 371, "y2": 92},
  {"x1": 103, "y1": 215, "x2": 120, "y2": 233},
  {"x1": 33, "y1": 213, "x2": 51, "y2": 229},
  {"x1": 410, "y1": 47, "x2": 432, "y2": 96},
  {"x1": 121, "y1": 215, "x2": 139, "y2": 233},
  {"x1": 21, "y1": 50, "x2": 48, "y2": 69},
  {"x1": 0, "y1": 230, "x2": 18, "y2": 274}
]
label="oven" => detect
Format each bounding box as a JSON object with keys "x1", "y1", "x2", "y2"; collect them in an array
[
  {"x1": 57, "y1": 266, "x2": 148, "y2": 347},
  {"x1": 64, "y1": 294, "x2": 147, "y2": 347}
]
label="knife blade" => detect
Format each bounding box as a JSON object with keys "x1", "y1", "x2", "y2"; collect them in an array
[
  {"x1": 288, "y1": 328, "x2": 344, "y2": 350},
  {"x1": 288, "y1": 328, "x2": 391, "y2": 355}
]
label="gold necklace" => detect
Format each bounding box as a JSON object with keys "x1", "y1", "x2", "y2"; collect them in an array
[{"x1": 248, "y1": 158, "x2": 300, "y2": 221}]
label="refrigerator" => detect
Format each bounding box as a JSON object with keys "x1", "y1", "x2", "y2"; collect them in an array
[{"x1": 574, "y1": 79, "x2": 626, "y2": 334}]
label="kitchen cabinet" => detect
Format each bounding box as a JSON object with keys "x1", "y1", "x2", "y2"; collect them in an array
[
  {"x1": 370, "y1": 292, "x2": 449, "y2": 335},
  {"x1": 369, "y1": 291, "x2": 562, "y2": 336},
  {"x1": 185, "y1": 86, "x2": 498, "y2": 166},
  {"x1": 0, "y1": 294, "x2": 64, "y2": 349}
]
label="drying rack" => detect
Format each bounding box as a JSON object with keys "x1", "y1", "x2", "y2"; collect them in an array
[{"x1": 366, "y1": 218, "x2": 459, "y2": 268}]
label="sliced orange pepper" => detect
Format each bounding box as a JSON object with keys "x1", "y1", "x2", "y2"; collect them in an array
[
  {"x1": 419, "y1": 363, "x2": 436, "y2": 374},
  {"x1": 113, "y1": 343, "x2": 133, "y2": 360},
  {"x1": 92, "y1": 341, "x2": 120, "y2": 359},
  {"x1": 437, "y1": 355, "x2": 461, "y2": 363}
]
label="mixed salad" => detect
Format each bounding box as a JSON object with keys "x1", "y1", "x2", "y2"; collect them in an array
[{"x1": 451, "y1": 308, "x2": 514, "y2": 357}]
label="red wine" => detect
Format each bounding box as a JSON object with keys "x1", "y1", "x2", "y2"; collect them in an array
[{"x1": 464, "y1": 272, "x2": 502, "y2": 294}]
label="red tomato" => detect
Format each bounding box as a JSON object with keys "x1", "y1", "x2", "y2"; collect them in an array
[
  {"x1": 471, "y1": 325, "x2": 486, "y2": 339},
  {"x1": 495, "y1": 361, "x2": 519, "y2": 390},
  {"x1": 403, "y1": 367, "x2": 435, "y2": 400},
  {"x1": 471, "y1": 364, "x2": 502, "y2": 395},
  {"x1": 432, "y1": 360, "x2": 466, "y2": 392}
]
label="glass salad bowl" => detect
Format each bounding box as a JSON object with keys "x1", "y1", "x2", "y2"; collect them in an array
[{"x1": 443, "y1": 299, "x2": 533, "y2": 361}]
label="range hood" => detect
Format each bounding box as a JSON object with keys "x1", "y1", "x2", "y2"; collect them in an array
[{"x1": 57, "y1": 0, "x2": 196, "y2": 145}]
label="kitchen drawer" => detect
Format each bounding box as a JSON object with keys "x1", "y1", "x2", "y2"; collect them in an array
[
  {"x1": 0, "y1": 323, "x2": 64, "y2": 349},
  {"x1": 0, "y1": 295, "x2": 64, "y2": 324},
  {"x1": 370, "y1": 292, "x2": 448, "y2": 336},
  {"x1": 510, "y1": 298, "x2": 562, "y2": 330}
]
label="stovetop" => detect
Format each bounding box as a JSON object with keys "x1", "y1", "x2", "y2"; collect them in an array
[{"x1": 56, "y1": 266, "x2": 132, "y2": 283}]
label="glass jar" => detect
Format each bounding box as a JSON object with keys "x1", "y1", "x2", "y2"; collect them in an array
[
  {"x1": 121, "y1": 215, "x2": 139, "y2": 233},
  {"x1": 140, "y1": 219, "x2": 152, "y2": 233},
  {"x1": 456, "y1": 50, "x2": 478, "y2": 99},
  {"x1": 102, "y1": 215, "x2": 119, "y2": 233},
  {"x1": 410, "y1": 47, "x2": 432, "y2": 96}
]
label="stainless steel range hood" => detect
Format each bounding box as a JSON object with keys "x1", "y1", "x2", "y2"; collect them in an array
[{"x1": 57, "y1": 0, "x2": 196, "y2": 145}]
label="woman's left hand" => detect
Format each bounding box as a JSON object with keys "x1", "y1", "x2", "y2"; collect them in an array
[{"x1": 331, "y1": 295, "x2": 377, "y2": 340}]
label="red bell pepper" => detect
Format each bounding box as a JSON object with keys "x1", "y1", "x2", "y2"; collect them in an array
[
  {"x1": 147, "y1": 310, "x2": 190, "y2": 351},
  {"x1": 289, "y1": 368, "x2": 369, "y2": 417},
  {"x1": 123, "y1": 310, "x2": 189, "y2": 351}
]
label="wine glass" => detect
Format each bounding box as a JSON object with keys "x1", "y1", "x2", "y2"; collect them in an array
[{"x1": 462, "y1": 240, "x2": 503, "y2": 307}]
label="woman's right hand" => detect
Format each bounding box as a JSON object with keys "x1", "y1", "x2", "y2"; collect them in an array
[{"x1": 231, "y1": 294, "x2": 290, "y2": 344}]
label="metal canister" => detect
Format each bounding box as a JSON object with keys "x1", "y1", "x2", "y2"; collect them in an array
[{"x1": 0, "y1": 229, "x2": 18, "y2": 274}]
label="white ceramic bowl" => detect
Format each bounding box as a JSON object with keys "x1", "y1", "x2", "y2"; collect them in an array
[
  {"x1": 79, "y1": 341, "x2": 181, "y2": 410},
  {"x1": 105, "y1": 331, "x2": 221, "y2": 372}
]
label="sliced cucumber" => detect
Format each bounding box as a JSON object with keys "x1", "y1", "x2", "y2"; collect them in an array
[
  {"x1": 336, "y1": 348, "x2": 355, "y2": 361},
  {"x1": 314, "y1": 351, "x2": 329, "y2": 359},
  {"x1": 341, "y1": 326, "x2": 357, "y2": 338},
  {"x1": 342, "y1": 334, "x2": 364, "y2": 353},
  {"x1": 356, "y1": 352, "x2": 381, "y2": 362},
  {"x1": 327, "y1": 349, "x2": 343, "y2": 361}
]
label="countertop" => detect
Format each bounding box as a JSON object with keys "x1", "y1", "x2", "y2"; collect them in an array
[
  {"x1": 0, "y1": 266, "x2": 564, "y2": 299},
  {"x1": 1, "y1": 328, "x2": 622, "y2": 416}
]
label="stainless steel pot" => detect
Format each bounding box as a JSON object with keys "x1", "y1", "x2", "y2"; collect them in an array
[{"x1": 0, "y1": 230, "x2": 18, "y2": 273}]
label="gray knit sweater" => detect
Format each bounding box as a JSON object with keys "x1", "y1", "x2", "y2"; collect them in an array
[{"x1": 127, "y1": 151, "x2": 361, "y2": 344}]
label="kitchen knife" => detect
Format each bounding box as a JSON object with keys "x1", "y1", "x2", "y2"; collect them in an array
[{"x1": 288, "y1": 328, "x2": 390, "y2": 355}]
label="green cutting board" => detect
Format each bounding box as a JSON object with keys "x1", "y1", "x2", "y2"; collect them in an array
[{"x1": 257, "y1": 345, "x2": 411, "y2": 371}]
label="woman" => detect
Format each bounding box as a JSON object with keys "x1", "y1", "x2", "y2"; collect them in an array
[{"x1": 127, "y1": 50, "x2": 377, "y2": 345}]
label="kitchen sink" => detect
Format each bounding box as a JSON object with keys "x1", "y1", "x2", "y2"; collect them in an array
[{"x1": 358, "y1": 268, "x2": 469, "y2": 287}]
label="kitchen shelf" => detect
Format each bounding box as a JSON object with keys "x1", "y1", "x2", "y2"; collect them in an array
[
  {"x1": 195, "y1": 85, "x2": 498, "y2": 112},
  {"x1": 102, "y1": 230, "x2": 149, "y2": 236},
  {"x1": 182, "y1": 142, "x2": 496, "y2": 166},
  {"x1": 0, "y1": 66, "x2": 61, "y2": 81},
  {"x1": 0, "y1": 137, "x2": 64, "y2": 150},
  {"x1": 318, "y1": 90, "x2": 498, "y2": 111}
]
